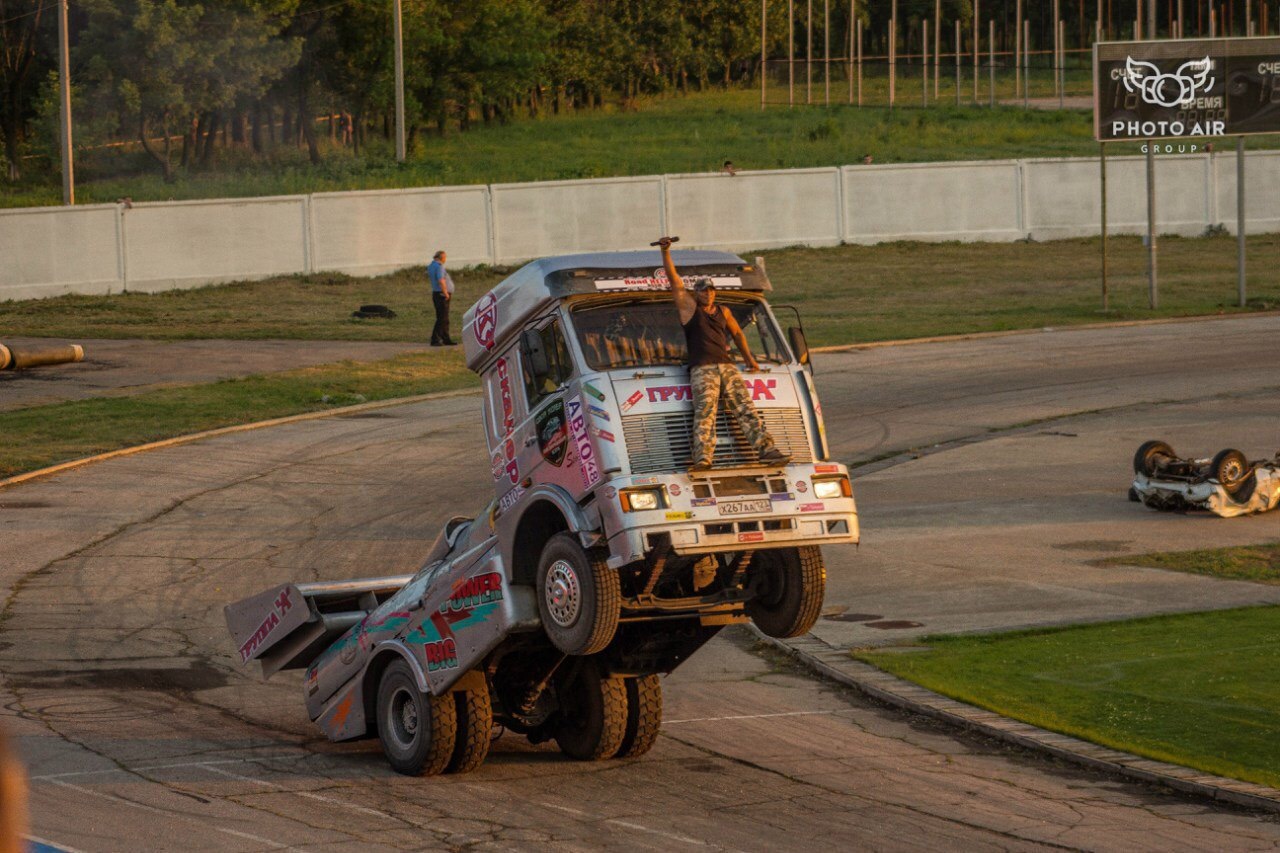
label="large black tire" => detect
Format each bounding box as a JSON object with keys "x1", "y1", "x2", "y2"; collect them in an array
[
  {"x1": 615, "y1": 675, "x2": 663, "y2": 759},
  {"x1": 376, "y1": 659, "x2": 457, "y2": 776},
  {"x1": 1133, "y1": 440, "x2": 1175, "y2": 476},
  {"x1": 536, "y1": 532, "x2": 620, "y2": 656},
  {"x1": 554, "y1": 659, "x2": 628, "y2": 760},
  {"x1": 1211, "y1": 448, "x2": 1254, "y2": 499},
  {"x1": 447, "y1": 679, "x2": 493, "y2": 774},
  {"x1": 747, "y1": 547, "x2": 826, "y2": 639}
]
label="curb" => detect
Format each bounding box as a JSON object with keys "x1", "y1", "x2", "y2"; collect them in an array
[
  {"x1": 811, "y1": 309, "x2": 1280, "y2": 353},
  {"x1": 0, "y1": 387, "x2": 482, "y2": 492},
  {"x1": 752, "y1": 628, "x2": 1280, "y2": 815}
]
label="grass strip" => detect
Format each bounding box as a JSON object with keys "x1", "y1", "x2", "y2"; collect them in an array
[
  {"x1": 0, "y1": 351, "x2": 475, "y2": 479},
  {"x1": 1105, "y1": 542, "x2": 1280, "y2": 585},
  {"x1": 4, "y1": 234, "x2": 1279, "y2": 346},
  {"x1": 857, "y1": 606, "x2": 1280, "y2": 789}
]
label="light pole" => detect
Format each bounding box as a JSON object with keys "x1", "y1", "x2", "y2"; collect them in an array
[
  {"x1": 393, "y1": 0, "x2": 406, "y2": 162},
  {"x1": 58, "y1": 0, "x2": 74, "y2": 204}
]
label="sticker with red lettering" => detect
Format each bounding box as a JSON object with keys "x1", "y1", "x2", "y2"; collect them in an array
[
  {"x1": 799, "y1": 502, "x2": 825, "y2": 512},
  {"x1": 621, "y1": 390, "x2": 644, "y2": 413},
  {"x1": 795, "y1": 480, "x2": 808, "y2": 493},
  {"x1": 592, "y1": 427, "x2": 615, "y2": 442},
  {"x1": 239, "y1": 587, "x2": 295, "y2": 662},
  {"x1": 473, "y1": 292, "x2": 498, "y2": 350},
  {"x1": 814, "y1": 464, "x2": 840, "y2": 474},
  {"x1": 567, "y1": 396, "x2": 601, "y2": 489},
  {"x1": 737, "y1": 531, "x2": 765, "y2": 543},
  {"x1": 646, "y1": 380, "x2": 777, "y2": 404}
]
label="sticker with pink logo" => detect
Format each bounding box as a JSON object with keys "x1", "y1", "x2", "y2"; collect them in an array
[{"x1": 473, "y1": 292, "x2": 498, "y2": 350}]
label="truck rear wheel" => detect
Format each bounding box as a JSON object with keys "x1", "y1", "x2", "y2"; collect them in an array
[
  {"x1": 747, "y1": 546, "x2": 826, "y2": 638},
  {"x1": 615, "y1": 675, "x2": 663, "y2": 759},
  {"x1": 554, "y1": 659, "x2": 627, "y2": 760},
  {"x1": 537, "y1": 533, "x2": 620, "y2": 656},
  {"x1": 447, "y1": 679, "x2": 493, "y2": 774},
  {"x1": 376, "y1": 659, "x2": 457, "y2": 776}
]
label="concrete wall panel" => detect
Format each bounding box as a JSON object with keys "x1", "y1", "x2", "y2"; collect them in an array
[
  {"x1": 844, "y1": 161, "x2": 1023, "y2": 242},
  {"x1": 0, "y1": 205, "x2": 121, "y2": 301},
  {"x1": 1213, "y1": 150, "x2": 1280, "y2": 235},
  {"x1": 665, "y1": 169, "x2": 841, "y2": 250},
  {"x1": 123, "y1": 196, "x2": 308, "y2": 292},
  {"x1": 311, "y1": 186, "x2": 492, "y2": 274},
  {"x1": 490, "y1": 176, "x2": 662, "y2": 264}
]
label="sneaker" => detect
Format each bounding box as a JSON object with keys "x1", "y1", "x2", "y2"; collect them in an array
[
  {"x1": 758, "y1": 447, "x2": 791, "y2": 465},
  {"x1": 687, "y1": 458, "x2": 714, "y2": 473}
]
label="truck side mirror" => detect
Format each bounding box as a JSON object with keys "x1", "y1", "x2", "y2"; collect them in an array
[
  {"x1": 788, "y1": 326, "x2": 811, "y2": 368},
  {"x1": 521, "y1": 328, "x2": 550, "y2": 378}
]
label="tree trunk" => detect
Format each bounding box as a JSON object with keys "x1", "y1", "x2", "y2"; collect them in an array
[
  {"x1": 180, "y1": 115, "x2": 196, "y2": 168},
  {"x1": 298, "y1": 80, "x2": 321, "y2": 165},
  {"x1": 251, "y1": 102, "x2": 263, "y2": 153},
  {"x1": 138, "y1": 116, "x2": 173, "y2": 181},
  {"x1": 200, "y1": 111, "x2": 220, "y2": 166},
  {"x1": 1, "y1": 110, "x2": 23, "y2": 181},
  {"x1": 231, "y1": 111, "x2": 245, "y2": 145},
  {"x1": 282, "y1": 105, "x2": 294, "y2": 144}
]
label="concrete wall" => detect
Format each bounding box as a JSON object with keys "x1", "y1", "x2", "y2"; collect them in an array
[{"x1": 4, "y1": 151, "x2": 1278, "y2": 301}]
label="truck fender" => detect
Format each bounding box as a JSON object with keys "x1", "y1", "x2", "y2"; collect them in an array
[
  {"x1": 497, "y1": 484, "x2": 603, "y2": 581},
  {"x1": 364, "y1": 639, "x2": 430, "y2": 694}
]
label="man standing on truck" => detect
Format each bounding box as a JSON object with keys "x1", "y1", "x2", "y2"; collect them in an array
[{"x1": 656, "y1": 237, "x2": 790, "y2": 472}]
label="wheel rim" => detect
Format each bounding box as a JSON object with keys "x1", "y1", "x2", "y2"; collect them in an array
[
  {"x1": 387, "y1": 686, "x2": 419, "y2": 749},
  {"x1": 545, "y1": 559, "x2": 581, "y2": 628},
  {"x1": 1220, "y1": 459, "x2": 1245, "y2": 484}
]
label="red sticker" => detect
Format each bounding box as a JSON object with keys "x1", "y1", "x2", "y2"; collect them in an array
[
  {"x1": 621, "y1": 390, "x2": 644, "y2": 412},
  {"x1": 814, "y1": 464, "x2": 840, "y2": 474},
  {"x1": 474, "y1": 292, "x2": 498, "y2": 350},
  {"x1": 799, "y1": 502, "x2": 825, "y2": 512},
  {"x1": 668, "y1": 484, "x2": 682, "y2": 496},
  {"x1": 737, "y1": 531, "x2": 765, "y2": 542}
]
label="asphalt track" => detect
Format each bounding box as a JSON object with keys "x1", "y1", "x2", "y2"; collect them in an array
[{"x1": 5, "y1": 315, "x2": 1280, "y2": 851}]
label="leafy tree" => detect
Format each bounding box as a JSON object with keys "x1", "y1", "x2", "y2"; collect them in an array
[{"x1": 0, "y1": 0, "x2": 51, "y2": 180}]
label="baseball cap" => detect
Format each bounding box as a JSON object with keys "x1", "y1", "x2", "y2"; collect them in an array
[{"x1": 692, "y1": 279, "x2": 716, "y2": 291}]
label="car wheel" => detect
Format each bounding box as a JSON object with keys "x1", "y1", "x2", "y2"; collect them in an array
[
  {"x1": 447, "y1": 678, "x2": 493, "y2": 774},
  {"x1": 615, "y1": 675, "x2": 663, "y2": 759},
  {"x1": 536, "y1": 532, "x2": 620, "y2": 656},
  {"x1": 746, "y1": 547, "x2": 826, "y2": 639},
  {"x1": 1211, "y1": 448, "x2": 1255, "y2": 499},
  {"x1": 376, "y1": 659, "x2": 457, "y2": 776},
  {"x1": 554, "y1": 658, "x2": 628, "y2": 760},
  {"x1": 1133, "y1": 440, "x2": 1175, "y2": 476}
]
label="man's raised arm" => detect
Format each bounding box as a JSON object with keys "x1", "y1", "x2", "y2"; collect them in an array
[{"x1": 657, "y1": 237, "x2": 695, "y2": 323}]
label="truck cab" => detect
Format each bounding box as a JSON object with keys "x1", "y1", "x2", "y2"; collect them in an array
[{"x1": 463, "y1": 249, "x2": 858, "y2": 653}]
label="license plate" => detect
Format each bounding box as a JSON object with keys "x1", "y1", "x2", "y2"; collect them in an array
[{"x1": 718, "y1": 499, "x2": 772, "y2": 516}]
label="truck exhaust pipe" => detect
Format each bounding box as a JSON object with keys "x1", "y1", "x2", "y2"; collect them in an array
[{"x1": 0, "y1": 343, "x2": 85, "y2": 371}]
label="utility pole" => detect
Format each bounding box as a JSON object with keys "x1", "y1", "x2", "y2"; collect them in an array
[
  {"x1": 393, "y1": 0, "x2": 406, "y2": 161},
  {"x1": 57, "y1": 0, "x2": 74, "y2": 205},
  {"x1": 1147, "y1": 0, "x2": 1157, "y2": 37}
]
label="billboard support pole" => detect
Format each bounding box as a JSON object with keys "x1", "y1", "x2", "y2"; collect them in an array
[
  {"x1": 1100, "y1": 142, "x2": 1109, "y2": 311},
  {"x1": 1238, "y1": 135, "x2": 1247, "y2": 307},
  {"x1": 1146, "y1": 141, "x2": 1158, "y2": 309}
]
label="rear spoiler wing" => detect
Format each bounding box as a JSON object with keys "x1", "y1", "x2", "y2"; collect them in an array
[{"x1": 225, "y1": 575, "x2": 413, "y2": 679}]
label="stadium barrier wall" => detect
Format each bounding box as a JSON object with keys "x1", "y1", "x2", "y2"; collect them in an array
[{"x1": 3, "y1": 152, "x2": 1278, "y2": 300}]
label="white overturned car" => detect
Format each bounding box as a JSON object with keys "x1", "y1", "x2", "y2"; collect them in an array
[{"x1": 1130, "y1": 440, "x2": 1280, "y2": 517}]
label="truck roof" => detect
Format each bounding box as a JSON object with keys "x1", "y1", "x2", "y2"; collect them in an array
[{"x1": 461, "y1": 250, "x2": 771, "y2": 371}]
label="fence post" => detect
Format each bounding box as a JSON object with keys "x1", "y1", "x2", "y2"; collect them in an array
[
  {"x1": 955, "y1": 19, "x2": 961, "y2": 107},
  {"x1": 989, "y1": 19, "x2": 995, "y2": 107}
]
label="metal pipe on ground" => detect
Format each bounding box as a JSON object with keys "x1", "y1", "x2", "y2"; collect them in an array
[{"x1": 0, "y1": 343, "x2": 85, "y2": 370}]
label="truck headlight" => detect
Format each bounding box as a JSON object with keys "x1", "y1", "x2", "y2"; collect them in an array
[
  {"x1": 812, "y1": 477, "x2": 850, "y2": 500},
  {"x1": 620, "y1": 488, "x2": 665, "y2": 512}
]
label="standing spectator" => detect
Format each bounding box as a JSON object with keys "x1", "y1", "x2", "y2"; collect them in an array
[{"x1": 428, "y1": 250, "x2": 456, "y2": 346}]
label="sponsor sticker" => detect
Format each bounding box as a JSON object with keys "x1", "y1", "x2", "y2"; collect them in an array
[
  {"x1": 668, "y1": 483, "x2": 682, "y2": 496},
  {"x1": 666, "y1": 511, "x2": 693, "y2": 520},
  {"x1": 583, "y1": 382, "x2": 607, "y2": 402},
  {"x1": 621, "y1": 390, "x2": 644, "y2": 412},
  {"x1": 814, "y1": 464, "x2": 840, "y2": 474},
  {"x1": 587, "y1": 404, "x2": 610, "y2": 421},
  {"x1": 567, "y1": 396, "x2": 601, "y2": 490},
  {"x1": 592, "y1": 427, "x2": 616, "y2": 443},
  {"x1": 602, "y1": 486, "x2": 617, "y2": 499},
  {"x1": 473, "y1": 292, "x2": 498, "y2": 350},
  {"x1": 535, "y1": 399, "x2": 568, "y2": 466},
  {"x1": 593, "y1": 269, "x2": 744, "y2": 292},
  {"x1": 795, "y1": 480, "x2": 808, "y2": 493},
  {"x1": 799, "y1": 502, "x2": 825, "y2": 512},
  {"x1": 691, "y1": 497, "x2": 717, "y2": 507},
  {"x1": 239, "y1": 587, "x2": 295, "y2": 663},
  {"x1": 769, "y1": 492, "x2": 794, "y2": 502},
  {"x1": 632, "y1": 476, "x2": 661, "y2": 485},
  {"x1": 498, "y1": 484, "x2": 526, "y2": 514},
  {"x1": 719, "y1": 498, "x2": 772, "y2": 516},
  {"x1": 647, "y1": 379, "x2": 776, "y2": 403},
  {"x1": 738, "y1": 531, "x2": 766, "y2": 543},
  {"x1": 306, "y1": 666, "x2": 319, "y2": 696}
]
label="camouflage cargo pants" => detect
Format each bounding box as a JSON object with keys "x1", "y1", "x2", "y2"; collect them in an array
[{"x1": 690, "y1": 364, "x2": 777, "y2": 464}]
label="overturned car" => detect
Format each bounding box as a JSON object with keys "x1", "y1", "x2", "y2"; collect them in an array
[
  {"x1": 1130, "y1": 439, "x2": 1280, "y2": 517},
  {"x1": 226, "y1": 250, "x2": 859, "y2": 775}
]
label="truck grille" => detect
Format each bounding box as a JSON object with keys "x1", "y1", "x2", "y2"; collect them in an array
[{"x1": 621, "y1": 408, "x2": 813, "y2": 473}]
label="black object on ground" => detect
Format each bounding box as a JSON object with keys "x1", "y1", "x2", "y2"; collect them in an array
[{"x1": 352, "y1": 304, "x2": 397, "y2": 319}]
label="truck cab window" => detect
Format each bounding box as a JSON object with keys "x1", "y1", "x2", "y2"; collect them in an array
[{"x1": 522, "y1": 320, "x2": 573, "y2": 407}]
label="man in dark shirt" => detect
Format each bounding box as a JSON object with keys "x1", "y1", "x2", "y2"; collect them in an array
[{"x1": 657, "y1": 237, "x2": 789, "y2": 472}]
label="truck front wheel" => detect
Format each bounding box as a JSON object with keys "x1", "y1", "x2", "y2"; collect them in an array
[
  {"x1": 747, "y1": 546, "x2": 826, "y2": 638},
  {"x1": 536, "y1": 533, "x2": 620, "y2": 656}
]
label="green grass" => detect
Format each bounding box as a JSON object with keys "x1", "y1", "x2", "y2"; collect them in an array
[
  {"x1": 0, "y1": 87, "x2": 1184, "y2": 209},
  {"x1": 1105, "y1": 542, "x2": 1280, "y2": 585},
  {"x1": 5, "y1": 234, "x2": 1279, "y2": 346},
  {"x1": 857, "y1": 606, "x2": 1280, "y2": 789},
  {"x1": 0, "y1": 351, "x2": 474, "y2": 478}
]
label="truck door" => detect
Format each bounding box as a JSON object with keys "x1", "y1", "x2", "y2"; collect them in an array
[
  {"x1": 515, "y1": 317, "x2": 581, "y2": 498},
  {"x1": 482, "y1": 343, "x2": 527, "y2": 509}
]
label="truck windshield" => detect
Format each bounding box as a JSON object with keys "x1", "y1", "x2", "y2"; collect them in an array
[{"x1": 571, "y1": 298, "x2": 790, "y2": 371}]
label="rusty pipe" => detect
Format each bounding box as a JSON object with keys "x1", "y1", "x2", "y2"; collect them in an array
[{"x1": 0, "y1": 343, "x2": 84, "y2": 371}]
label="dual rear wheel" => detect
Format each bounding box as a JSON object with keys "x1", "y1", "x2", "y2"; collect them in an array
[{"x1": 375, "y1": 659, "x2": 492, "y2": 777}]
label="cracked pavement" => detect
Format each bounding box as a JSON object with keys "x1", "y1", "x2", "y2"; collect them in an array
[{"x1": 4, "y1": 315, "x2": 1280, "y2": 849}]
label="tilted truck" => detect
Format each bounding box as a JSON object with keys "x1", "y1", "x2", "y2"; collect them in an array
[{"x1": 226, "y1": 249, "x2": 859, "y2": 775}]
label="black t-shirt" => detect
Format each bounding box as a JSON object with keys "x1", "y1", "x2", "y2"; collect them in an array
[{"x1": 683, "y1": 306, "x2": 734, "y2": 367}]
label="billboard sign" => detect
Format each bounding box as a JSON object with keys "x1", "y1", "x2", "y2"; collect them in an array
[{"x1": 1094, "y1": 37, "x2": 1280, "y2": 141}]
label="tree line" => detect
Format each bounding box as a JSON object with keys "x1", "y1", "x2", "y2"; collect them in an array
[{"x1": 0, "y1": 1, "x2": 1225, "y2": 183}]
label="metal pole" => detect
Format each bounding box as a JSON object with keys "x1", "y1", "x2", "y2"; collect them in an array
[
  {"x1": 1024, "y1": 19, "x2": 1030, "y2": 108},
  {"x1": 825, "y1": 0, "x2": 831, "y2": 105},
  {"x1": 1059, "y1": 20, "x2": 1065, "y2": 108},
  {"x1": 57, "y1": 0, "x2": 74, "y2": 204},
  {"x1": 1177, "y1": 0, "x2": 1184, "y2": 37},
  {"x1": 808, "y1": 0, "x2": 813, "y2": 103},
  {"x1": 762, "y1": 0, "x2": 769, "y2": 110},
  {"x1": 1148, "y1": 0, "x2": 1157, "y2": 36},
  {"x1": 1146, "y1": 141, "x2": 1158, "y2": 309},
  {"x1": 890, "y1": 0, "x2": 897, "y2": 107},
  {"x1": 857, "y1": 17, "x2": 863, "y2": 106},
  {"x1": 989, "y1": 19, "x2": 996, "y2": 106},
  {"x1": 1101, "y1": 142, "x2": 1109, "y2": 310},
  {"x1": 974, "y1": 0, "x2": 980, "y2": 102},
  {"x1": 1238, "y1": 136, "x2": 1247, "y2": 306},
  {"x1": 923, "y1": 19, "x2": 930, "y2": 106},
  {"x1": 1053, "y1": 0, "x2": 1061, "y2": 99},
  {"x1": 955, "y1": 19, "x2": 962, "y2": 107},
  {"x1": 1015, "y1": 0, "x2": 1023, "y2": 100},
  {"x1": 935, "y1": 0, "x2": 941, "y2": 97},
  {"x1": 790, "y1": 0, "x2": 796, "y2": 107},
  {"x1": 393, "y1": 0, "x2": 406, "y2": 162},
  {"x1": 848, "y1": 0, "x2": 854, "y2": 105}
]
